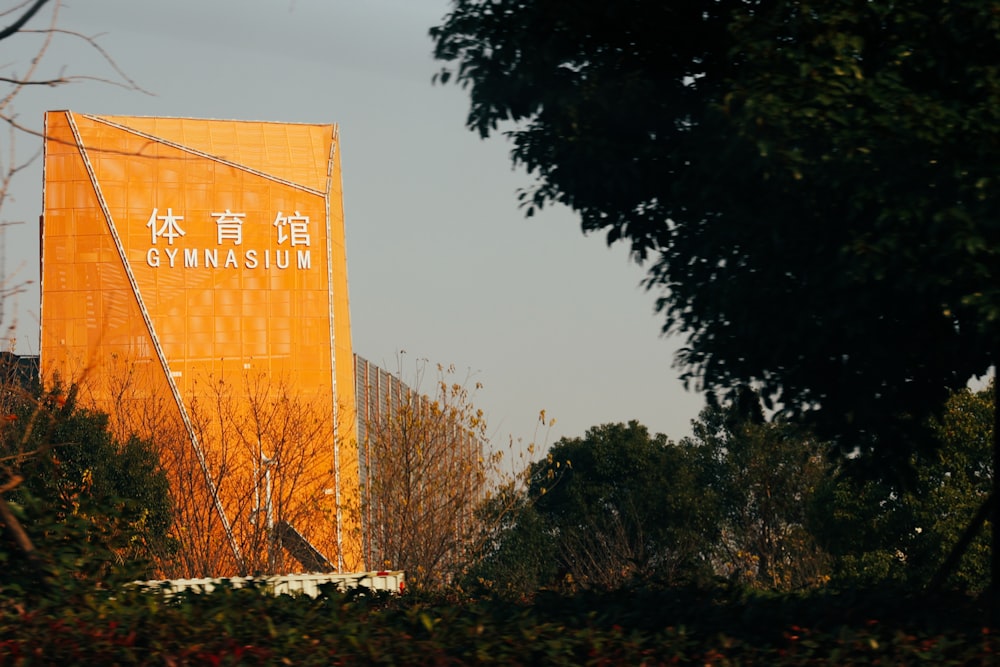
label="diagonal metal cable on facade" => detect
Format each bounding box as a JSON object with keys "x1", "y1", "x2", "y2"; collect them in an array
[{"x1": 61, "y1": 111, "x2": 245, "y2": 572}]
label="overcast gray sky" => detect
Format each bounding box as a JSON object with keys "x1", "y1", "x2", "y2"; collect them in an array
[{"x1": 3, "y1": 0, "x2": 706, "y2": 454}]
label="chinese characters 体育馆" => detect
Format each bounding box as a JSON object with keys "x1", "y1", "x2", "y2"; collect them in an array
[{"x1": 144, "y1": 208, "x2": 314, "y2": 270}]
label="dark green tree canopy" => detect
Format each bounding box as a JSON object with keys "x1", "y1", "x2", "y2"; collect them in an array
[
  {"x1": 467, "y1": 397, "x2": 995, "y2": 595},
  {"x1": 0, "y1": 384, "x2": 174, "y2": 589},
  {"x1": 432, "y1": 0, "x2": 1000, "y2": 462},
  {"x1": 815, "y1": 380, "x2": 995, "y2": 591},
  {"x1": 528, "y1": 421, "x2": 716, "y2": 587},
  {"x1": 683, "y1": 393, "x2": 833, "y2": 590}
]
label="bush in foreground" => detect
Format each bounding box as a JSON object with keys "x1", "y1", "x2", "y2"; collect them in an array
[{"x1": 0, "y1": 583, "x2": 993, "y2": 665}]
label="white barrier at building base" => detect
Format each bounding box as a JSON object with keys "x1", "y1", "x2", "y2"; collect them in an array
[{"x1": 135, "y1": 571, "x2": 405, "y2": 598}]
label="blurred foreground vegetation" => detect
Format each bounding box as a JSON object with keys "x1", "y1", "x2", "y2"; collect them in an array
[{"x1": 0, "y1": 582, "x2": 994, "y2": 665}]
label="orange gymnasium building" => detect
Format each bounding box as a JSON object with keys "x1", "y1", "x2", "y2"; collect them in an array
[{"x1": 40, "y1": 111, "x2": 361, "y2": 577}]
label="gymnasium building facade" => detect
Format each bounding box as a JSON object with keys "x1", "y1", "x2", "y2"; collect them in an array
[{"x1": 40, "y1": 111, "x2": 359, "y2": 575}]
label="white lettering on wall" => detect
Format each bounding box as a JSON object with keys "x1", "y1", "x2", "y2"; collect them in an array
[
  {"x1": 142, "y1": 208, "x2": 318, "y2": 271},
  {"x1": 147, "y1": 208, "x2": 186, "y2": 245},
  {"x1": 273, "y1": 211, "x2": 312, "y2": 247},
  {"x1": 297, "y1": 250, "x2": 311, "y2": 269},
  {"x1": 212, "y1": 210, "x2": 245, "y2": 245}
]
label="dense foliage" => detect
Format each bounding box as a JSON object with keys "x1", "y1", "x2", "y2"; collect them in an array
[
  {"x1": 467, "y1": 382, "x2": 995, "y2": 598},
  {"x1": 818, "y1": 381, "x2": 995, "y2": 592},
  {"x1": 0, "y1": 584, "x2": 993, "y2": 665},
  {"x1": 683, "y1": 390, "x2": 833, "y2": 590},
  {"x1": 530, "y1": 422, "x2": 716, "y2": 587},
  {"x1": 0, "y1": 382, "x2": 174, "y2": 596},
  {"x1": 467, "y1": 421, "x2": 715, "y2": 595},
  {"x1": 431, "y1": 0, "x2": 1000, "y2": 467}
]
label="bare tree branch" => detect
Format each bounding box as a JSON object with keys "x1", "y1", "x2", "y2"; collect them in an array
[
  {"x1": 22, "y1": 27, "x2": 154, "y2": 95},
  {"x1": 0, "y1": 0, "x2": 51, "y2": 42},
  {"x1": 0, "y1": 75, "x2": 66, "y2": 86}
]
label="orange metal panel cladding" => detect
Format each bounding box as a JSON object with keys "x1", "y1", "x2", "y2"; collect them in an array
[{"x1": 40, "y1": 111, "x2": 361, "y2": 574}]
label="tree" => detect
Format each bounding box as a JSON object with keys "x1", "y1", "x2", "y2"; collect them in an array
[
  {"x1": 469, "y1": 412, "x2": 836, "y2": 595},
  {"x1": 432, "y1": 0, "x2": 1000, "y2": 598},
  {"x1": 2, "y1": 0, "x2": 144, "y2": 224},
  {"x1": 358, "y1": 360, "x2": 491, "y2": 589},
  {"x1": 683, "y1": 390, "x2": 832, "y2": 591},
  {"x1": 0, "y1": 1, "x2": 160, "y2": 599},
  {"x1": 919, "y1": 380, "x2": 994, "y2": 591},
  {"x1": 526, "y1": 421, "x2": 715, "y2": 590},
  {"x1": 0, "y1": 376, "x2": 173, "y2": 595},
  {"x1": 178, "y1": 371, "x2": 345, "y2": 577},
  {"x1": 461, "y1": 480, "x2": 559, "y2": 598},
  {"x1": 816, "y1": 381, "x2": 995, "y2": 592},
  {"x1": 96, "y1": 358, "x2": 348, "y2": 579},
  {"x1": 430, "y1": 0, "x2": 999, "y2": 467}
]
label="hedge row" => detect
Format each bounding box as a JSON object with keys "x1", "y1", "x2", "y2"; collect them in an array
[{"x1": 0, "y1": 584, "x2": 993, "y2": 665}]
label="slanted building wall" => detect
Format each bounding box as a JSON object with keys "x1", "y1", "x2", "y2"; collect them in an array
[{"x1": 40, "y1": 111, "x2": 360, "y2": 576}]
